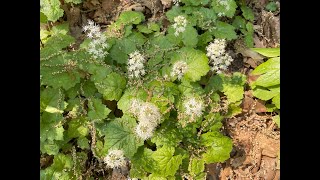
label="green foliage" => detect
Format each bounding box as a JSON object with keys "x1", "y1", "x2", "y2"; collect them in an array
[
  {"x1": 211, "y1": 0, "x2": 237, "y2": 18},
  {"x1": 240, "y1": 5, "x2": 254, "y2": 22},
  {"x1": 151, "y1": 146, "x2": 184, "y2": 177},
  {"x1": 250, "y1": 48, "x2": 280, "y2": 111},
  {"x1": 94, "y1": 72, "x2": 127, "y2": 101},
  {"x1": 201, "y1": 132, "x2": 233, "y2": 163},
  {"x1": 207, "y1": 72, "x2": 246, "y2": 103},
  {"x1": 266, "y1": 1, "x2": 278, "y2": 12},
  {"x1": 212, "y1": 21, "x2": 237, "y2": 40},
  {"x1": 102, "y1": 116, "x2": 144, "y2": 158},
  {"x1": 40, "y1": 0, "x2": 64, "y2": 22},
  {"x1": 40, "y1": 0, "x2": 260, "y2": 178}
]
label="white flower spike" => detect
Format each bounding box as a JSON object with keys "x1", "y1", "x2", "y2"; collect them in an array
[
  {"x1": 171, "y1": 61, "x2": 188, "y2": 80},
  {"x1": 173, "y1": 16, "x2": 187, "y2": 36},
  {"x1": 206, "y1": 39, "x2": 234, "y2": 74},
  {"x1": 127, "y1": 51, "x2": 146, "y2": 79},
  {"x1": 103, "y1": 149, "x2": 126, "y2": 169}
]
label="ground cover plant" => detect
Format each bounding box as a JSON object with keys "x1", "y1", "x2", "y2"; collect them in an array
[{"x1": 40, "y1": 0, "x2": 280, "y2": 179}]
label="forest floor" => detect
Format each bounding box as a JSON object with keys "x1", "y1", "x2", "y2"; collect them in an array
[{"x1": 47, "y1": 0, "x2": 280, "y2": 179}]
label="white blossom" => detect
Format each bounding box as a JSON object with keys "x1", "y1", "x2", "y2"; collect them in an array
[
  {"x1": 138, "y1": 102, "x2": 161, "y2": 127},
  {"x1": 173, "y1": 16, "x2": 187, "y2": 36},
  {"x1": 206, "y1": 39, "x2": 234, "y2": 74},
  {"x1": 103, "y1": 150, "x2": 126, "y2": 168},
  {"x1": 127, "y1": 51, "x2": 146, "y2": 79},
  {"x1": 135, "y1": 123, "x2": 155, "y2": 140},
  {"x1": 173, "y1": 0, "x2": 180, "y2": 6},
  {"x1": 183, "y1": 97, "x2": 204, "y2": 117},
  {"x1": 171, "y1": 61, "x2": 188, "y2": 80},
  {"x1": 129, "y1": 99, "x2": 143, "y2": 117},
  {"x1": 83, "y1": 19, "x2": 109, "y2": 59}
]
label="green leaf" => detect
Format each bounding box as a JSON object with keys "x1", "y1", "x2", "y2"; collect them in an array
[
  {"x1": 251, "y1": 48, "x2": 280, "y2": 58},
  {"x1": 181, "y1": 0, "x2": 210, "y2": 6},
  {"x1": 212, "y1": 21, "x2": 237, "y2": 40},
  {"x1": 273, "y1": 115, "x2": 280, "y2": 128},
  {"x1": 244, "y1": 30, "x2": 254, "y2": 48},
  {"x1": 194, "y1": 7, "x2": 217, "y2": 30},
  {"x1": 201, "y1": 132, "x2": 233, "y2": 163},
  {"x1": 103, "y1": 116, "x2": 144, "y2": 158},
  {"x1": 240, "y1": 6, "x2": 254, "y2": 21},
  {"x1": 117, "y1": 11, "x2": 145, "y2": 25},
  {"x1": 166, "y1": 6, "x2": 182, "y2": 22},
  {"x1": 40, "y1": 154, "x2": 73, "y2": 179},
  {"x1": 272, "y1": 94, "x2": 280, "y2": 109},
  {"x1": 40, "y1": 116, "x2": 65, "y2": 143},
  {"x1": 64, "y1": 0, "x2": 82, "y2": 4},
  {"x1": 211, "y1": 0, "x2": 237, "y2": 18},
  {"x1": 109, "y1": 32, "x2": 146, "y2": 64},
  {"x1": 87, "y1": 98, "x2": 111, "y2": 121},
  {"x1": 151, "y1": 119, "x2": 183, "y2": 147},
  {"x1": 40, "y1": 0, "x2": 64, "y2": 22},
  {"x1": 77, "y1": 136, "x2": 90, "y2": 150},
  {"x1": 137, "y1": 22, "x2": 160, "y2": 34},
  {"x1": 95, "y1": 72, "x2": 126, "y2": 101},
  {"x1": 152, "y1": 146, "x2": 184, "y2": 177},
  {"x1": 225, "y1": 102, "x2": 242, "y2": 118},
  {"x1": 40, "y1": 87, "x2": 66, "y2": 113},
  {"x1": 197, "y1": 31, "x2": 213, "y2": 47},
  {"x1": 81, "y1": 80, "x2": 97, "y2": 97},
  {"x1": 252, "y1": 87, "x2": 279, "y2": 101},
  {"x1": 40, "y1": 59, "x2": 81, "y2": 90},
  {"x1": 251, "y1": 57, "x2": 280, "y2": 87},
  {"x1": 266, "y1": 1, "x2": 278, "y2": 12},
  {"x1": 182, "y1": 26, "x2": 198, "y2": 47},
  {"x1": 131, "y1": 147, "x2": 158, "y2": 177},
  {"x1": 67, "y1": 117, "x2": 89, "y2": 139},
  {"x1": 251, "y1": 57, "x2": 280, "y2": 75},
  {"x1": 40, "y1": 34, "x2": 75, "y2": 57},
  {"x1": 170, "y1": 47, "x2": 210, "y2": 82},
  {"x1": 188, "y1": 158, "x2": 205, "y2": 177},
  {"x1": 51, "y1": 23, "x2": 70, "y2": 36},
  {"x1": 145, "y1": 35, "x2": 175, "y2": 68},
  {"x1": 232, "y1": 16, "x2": 246, "y2": 29},
  {"x1": 40, "y1": 12, "x2": 48, "y2": 23},
  {"x1": 207, "y1": 72, "x2": 246, "y2": 103}
]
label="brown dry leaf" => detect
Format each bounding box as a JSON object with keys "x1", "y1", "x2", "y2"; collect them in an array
[
  {"x1": 219, "y1": 166, "x2": 232, "y2": 180},
  {"x1": 242, "y1": 95, "x2": 267, "y2": 113},
  {"x1": 254, "y1": 34, "x2": 266, "y2": 48},
  {"x1": 90, "y1": 0, "x2": 100, "y2": 6},
  {"x1": 248, "y1": 74, "x2": 260, "y2": 84},
  {"x1": 234, "y1": 39, "x2": 265, "y2": 61},
  {"x1": 206, "y1": 163, "x2": 220, "y2": 180},
  {"x1": 244, "y1": 57, "x2": 258, "y2": 68},
  {"x1": 102, "y1": 0, "x2": 120, "y2": 12},
  {"x1": 258, "y1": 156, "x2": 277, "y2": 180}
]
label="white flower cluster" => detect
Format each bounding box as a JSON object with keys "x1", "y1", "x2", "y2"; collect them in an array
[
  {"x1": 173, "y1": 0, "x2": 180, "y2": 6},
  {"x1": 171, "y1": 61, "x2": 188, "y2": 80},
  {"x1": 103, "y1": 149, "x2": 126, "y2": 168},
  {"x1": 127, "y1": 51, "x2": 146, "y2": 79},
  {"x1": 83, "y1": 20, "x2": 108, "y2": 59},
  {"x1": 183, "y1": 97, "x2": 204, "y2": 118},
  {"x1": 173, "y1": 16, "x2": 187, "y2": 36},
  {"x1": 206, "y1": 39, "x2": 234, "y2": 74},
  {"x1": 130, "y1": 99, "x2": 161, "y2": 140}
]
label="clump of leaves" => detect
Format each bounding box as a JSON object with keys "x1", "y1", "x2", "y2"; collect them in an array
[
  {"x1": 249, "y1": 47, "x2": 280, "y2": 126},
  {"x1": 40, "y1": 0, "x2": 259, "y2": 179}
]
